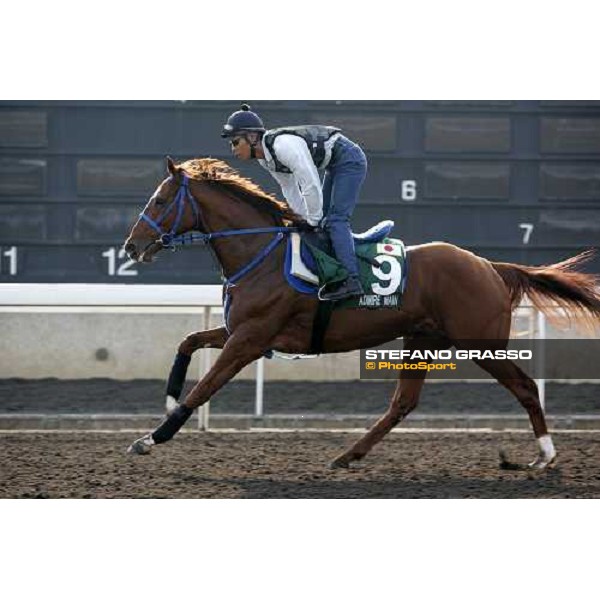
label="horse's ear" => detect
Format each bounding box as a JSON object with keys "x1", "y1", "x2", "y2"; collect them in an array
[{"x1": 166, "y1": 156, "x2": 178, "y2": 177}]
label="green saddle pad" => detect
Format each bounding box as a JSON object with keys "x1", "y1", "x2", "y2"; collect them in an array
[{"x1": 307, "y1": 238, "x2": 408, "y2": 309}]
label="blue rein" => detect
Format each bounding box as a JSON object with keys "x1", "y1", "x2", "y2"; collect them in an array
[
  {"x1": 160, "y1": 226, "x2": 292, "y2": 249},
  {"x1": 140, "y1": 174, "x2": 295, "y2": 286}
]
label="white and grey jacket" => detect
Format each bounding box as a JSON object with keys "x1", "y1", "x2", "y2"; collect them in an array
[{"x1": 258, "y1": 127, "x2": 341, "y2": 226}]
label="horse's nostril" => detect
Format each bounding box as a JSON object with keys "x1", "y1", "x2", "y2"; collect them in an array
[{"x1": 124, "y1": 242, "x2": 139, "y2": 260}]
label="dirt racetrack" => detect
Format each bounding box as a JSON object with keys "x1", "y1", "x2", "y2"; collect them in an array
[
  {"x1": 1, "y1": 379, "x2": 599, "y2": 498},
  {"x1": 1, "y1": 430, "x2": 600, "y2": 498}
]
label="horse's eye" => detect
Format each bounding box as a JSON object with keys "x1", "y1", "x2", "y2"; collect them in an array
[{"x1": 155, "y1": 197, "x2": 167, "y2": 206}]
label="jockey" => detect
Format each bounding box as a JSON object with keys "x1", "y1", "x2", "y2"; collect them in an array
[{"x1": 221, "y1": 103, "x2": 368, "y2": 302}]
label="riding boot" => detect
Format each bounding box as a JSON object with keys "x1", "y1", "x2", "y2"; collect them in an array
[
  {"x1": 322, "y1": 216, "x2": 363, "y2": 301},
  {"x1": 319, "y1": 275, "x2": 364, "y2": 301}
]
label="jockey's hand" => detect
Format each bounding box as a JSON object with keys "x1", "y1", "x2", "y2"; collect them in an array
[{"x1": 296, "y1": 221, "x2": 317, "y2": 233}]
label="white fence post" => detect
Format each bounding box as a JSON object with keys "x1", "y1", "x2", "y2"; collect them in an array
[
  {"x1": 535, "y1": 309, "x2": 546, "y2": 412},
  {"x1": 514, "y1": 304, "x2": 547, "y2": 413},
  {"x1": 198, "y1": 306, "x2": 212, "y2": 431},
  {"x1": 255, "y1": 357, "x2": 265, "y2": 418}
]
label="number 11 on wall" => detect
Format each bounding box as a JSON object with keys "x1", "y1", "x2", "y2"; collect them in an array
[
  {"x1": 0, "y1": 247, "x2": 18, "y2": 275},
  {"x1": 102, "y1": 247, "x2": 139, "y2": 277}
]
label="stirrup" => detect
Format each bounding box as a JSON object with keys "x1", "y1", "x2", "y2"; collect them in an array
[
  {"x1": 318, "y1": 278, "x2": 364, "y2": 302},
  {"x1": 317, "y1": 284, "x2": 331, "y2": 301}
]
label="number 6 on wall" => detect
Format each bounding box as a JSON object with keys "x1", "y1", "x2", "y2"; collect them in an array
[{"x1": 401, "y1": 180, "x2": 417, "y2": 202}]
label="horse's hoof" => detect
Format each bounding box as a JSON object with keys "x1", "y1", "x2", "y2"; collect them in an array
[
  {"x1": 499, "y1": 449, "x2": 524, "y2": 471},
  {"x1": 127, "y1": 434, "x2": 154, "y2": 455},
  {"x1": 528, "y1": 454, "x2": 557, "y2": 471},
  {"x1": 499, "y1": 449, "x2": 558, "y2": 472},
  {"x1": 329, "y1": 457, "x2": 350, "y2": 469}
]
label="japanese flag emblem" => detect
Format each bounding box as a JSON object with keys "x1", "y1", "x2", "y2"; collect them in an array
[{"x1": 376, "y1": 242, "x2": 403, "y2": 257}]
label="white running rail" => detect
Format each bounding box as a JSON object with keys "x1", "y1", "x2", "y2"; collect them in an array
[
  {"x1": 0, "y1": 283, "x2": 266, "y2": 428},
  {"x1": 0, "y1": 284, "x2": 547, "y2": 421}
]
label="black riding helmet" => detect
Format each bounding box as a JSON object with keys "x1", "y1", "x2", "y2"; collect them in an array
[{"x1": 221, "y1": 103, "x2": 266, "y2": 138}]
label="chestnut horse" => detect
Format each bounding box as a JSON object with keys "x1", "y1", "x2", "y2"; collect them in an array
[{"x1": 124, "y1": 157, "x2": 600, "y2": 470}]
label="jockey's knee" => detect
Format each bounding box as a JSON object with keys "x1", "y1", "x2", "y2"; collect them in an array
[{"x1": 324, "y1": 215, "x2": 350, "y2": 229}]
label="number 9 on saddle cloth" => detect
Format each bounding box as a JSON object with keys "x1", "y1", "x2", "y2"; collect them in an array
[{"x1": 288, "y1": 219, "x2": 409, "y2": 308}]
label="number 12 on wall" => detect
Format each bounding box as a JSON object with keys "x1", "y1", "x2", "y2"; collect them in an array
[{"x1": 102, "y1": 247, "x2": 138, "y2": 277}]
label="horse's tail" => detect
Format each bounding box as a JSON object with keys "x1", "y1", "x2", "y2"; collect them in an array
[{"x1": 491, "y1": 250, "x2": 600, "y2": 330}]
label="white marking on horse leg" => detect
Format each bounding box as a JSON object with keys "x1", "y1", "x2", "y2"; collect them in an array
[
  {"x1": 529, "y1": 434, "x2": 557, "y2": 469},
  {"x1": 537, "y1": 434, "x2": 556, "y2": 462},
  {"x1": 165, "y1": 395, "x2": 179, "y2": 414}
]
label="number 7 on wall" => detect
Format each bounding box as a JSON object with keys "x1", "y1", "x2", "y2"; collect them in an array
[{"x1": 519, "y1": 223, "x2": 534, "y2": 245}]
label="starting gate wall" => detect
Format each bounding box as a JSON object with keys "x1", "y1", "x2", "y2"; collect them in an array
[{"x1": 1, "y1": 100, "x2": 599, "y2": 284}]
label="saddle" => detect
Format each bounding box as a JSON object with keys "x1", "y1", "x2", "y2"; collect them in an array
[
  {"x1": 282, "y1": 219, "x2": 409, "y2": 356},
  {"x1": 289, "y1": 220, "x2": 396, "y2": 288},
  {"x1": 301, "y1": 219, "x2": 395, "y2": 255}
]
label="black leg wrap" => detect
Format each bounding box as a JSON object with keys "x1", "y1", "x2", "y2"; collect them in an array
[
  {"x1": 165, "y1": 352, "x2": 192, "y2": 400},
  {"x1": 152, "y1": 404, "x2": 193, "y2": 444}
]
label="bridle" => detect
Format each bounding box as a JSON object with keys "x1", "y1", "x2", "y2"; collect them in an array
[
  {"x1": 140, "y1": 174, "x2": 202, "y2": 244},
  {"x1": 139, "y1": 173, "x2": 295, "y2": 286}
]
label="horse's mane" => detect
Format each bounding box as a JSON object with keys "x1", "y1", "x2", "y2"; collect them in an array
[{"x1": 178, "y1": 158, "x2": 304, "y2": 226}]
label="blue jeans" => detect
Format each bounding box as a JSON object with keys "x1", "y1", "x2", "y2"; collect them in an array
[{"x1": 322, "y1": 136, "x2": 368, "y2": 277}]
